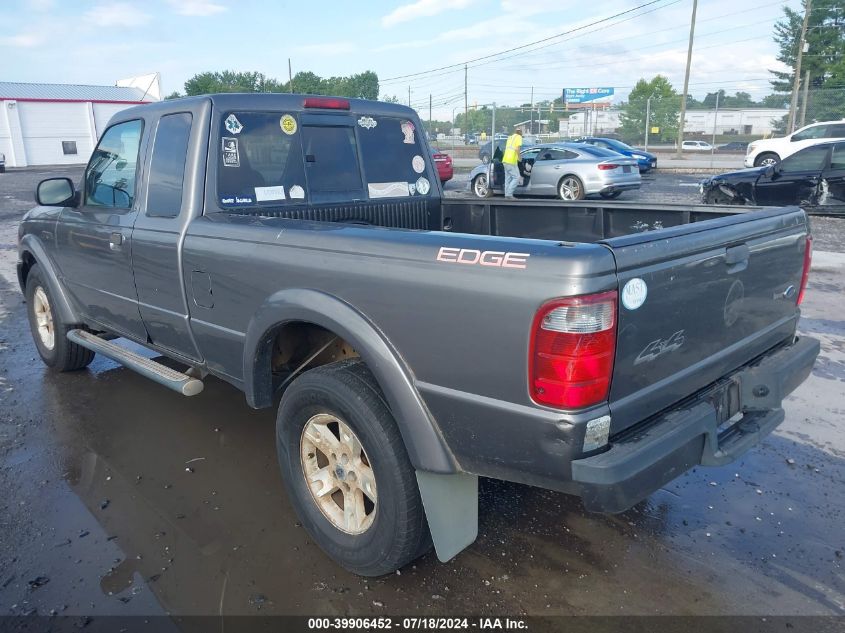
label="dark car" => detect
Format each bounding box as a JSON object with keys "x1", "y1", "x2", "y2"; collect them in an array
[
  {"x1": 700, "y1": 140, "x2": 845, "y2": 213},
  {"x1": 717, "y1": 141, "x2": 749, "y2": 152},
  {"x1": 478, "y1": 135, "x2": 507, "y2": 164},
  {"x1": 430, "y1": 147, "x2": 453, "y2": 184},
  {"x1": 576, "y1": 137, "x2": 657, "y2": 172}
]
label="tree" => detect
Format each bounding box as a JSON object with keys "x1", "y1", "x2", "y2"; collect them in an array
[
  {"x1": 770, "y1": 0, "x2": 845, "y2": 122},
  {"x1": 164, "y1": 91, "x2": 182, "y2": 100},
  {"x1": 618, "y1": 76, "x2": 680, "y2": 144},
  {"x1": 182, "y1": 69, "x2": 381, "y2": 100},
  {"x1": 701, "y1": 90, "x2": 756, "y2": 108}
]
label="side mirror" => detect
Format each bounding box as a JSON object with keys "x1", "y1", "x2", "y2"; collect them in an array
[{"x1": 36, "y1": 178, "x2": 77, "y2": 207}]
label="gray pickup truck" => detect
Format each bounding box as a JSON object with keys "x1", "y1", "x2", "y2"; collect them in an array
[{"x1": 17, "y1": 94, "x2": 819, "y2": 577}]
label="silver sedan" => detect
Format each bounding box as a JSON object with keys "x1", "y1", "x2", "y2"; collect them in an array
[{"x1": 469, "y1": 143, "x2": 641, "y2": 200}]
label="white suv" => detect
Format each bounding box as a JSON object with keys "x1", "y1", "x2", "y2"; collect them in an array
[{"x1": 745, "y1": 120, "x2": 845, "y2": 167}]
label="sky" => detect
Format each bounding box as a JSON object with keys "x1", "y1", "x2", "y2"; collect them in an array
[{"x1": 1, "y1": 0, "x2": 799, "y2": 119}]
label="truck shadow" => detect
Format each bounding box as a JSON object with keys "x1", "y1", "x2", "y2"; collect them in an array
[{"x1": 3, "y1": 299, "x2": 843, "y2": 616}]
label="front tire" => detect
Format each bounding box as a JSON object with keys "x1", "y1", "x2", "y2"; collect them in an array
[
  {"x1": 276, "y1": 360, "x2": 431, "y2": 576},
  {"x1": 472, "y1": 174, "x2": 492, "y2": 198},
  {"x1": 600, "y1": 190, "x2": 622, "y2": 199},
  {"x1": 558, "y1": 175, "x2": 585, "y2": 200},
  {"x1": 25, "y1": 264, "x2": 94, "y2": 371},
  {"x1": 754, "y1": 152, "x2": 780, "y2": 167}
]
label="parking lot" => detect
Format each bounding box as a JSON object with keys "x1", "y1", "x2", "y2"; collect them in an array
[{"x1": 1, "y1": 166, "x2": 844, "y2": 618}]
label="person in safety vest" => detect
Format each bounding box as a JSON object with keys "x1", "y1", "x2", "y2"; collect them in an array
[{"x1": 502, "y1": 128, "x2": 522, "y2": 198}]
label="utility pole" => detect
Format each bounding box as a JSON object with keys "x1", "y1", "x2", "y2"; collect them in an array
[
  {"x1": 710, "y1": 90, "x2": 719, "y2": 166},
  {"x1": 675, "y1": 0, "x2": 698, "y2": 158},
  {"x1": 645, "y1": 94, "x2": 654, "y2": 151},
  {"x1": 530, "y1": 86, "x2": 534, "y2": 134},
  {"x1": 464, "y1": 64, "x2": 468, "y2": 138},
  {"x1": 787, "y1": 0, "x2": 812, "y2": 134},
  {"x1": 429, "y1": 93, "x2": 432, "y2": 138},
  {"x1": 799, "y1": 69, "x2": 810, "y2": 128},
  {"x1": 288, "y1": 58, "x2": 294, "y2": 93},
  {"x1": 408, "y1": 85, "x2": 411, "y2": 108}
]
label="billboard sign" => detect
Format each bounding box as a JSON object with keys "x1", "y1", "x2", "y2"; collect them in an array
[{"x1": 564, "y1": 87, "x2": 614, "y2": 104}]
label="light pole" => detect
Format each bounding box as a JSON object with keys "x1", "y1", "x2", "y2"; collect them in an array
[{"x1": 645, "y1": 92, "x2": 657, "y2": 151}]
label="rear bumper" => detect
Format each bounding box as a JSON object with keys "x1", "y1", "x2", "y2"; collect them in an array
[
  {"x1": 599, "y1": 182, "x2": 641, "y2": 194},
  {"x1": 571, "y1": 336, "x2": 820, "y2": 513}
]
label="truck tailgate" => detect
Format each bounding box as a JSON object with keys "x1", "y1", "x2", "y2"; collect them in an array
[{"x1": 603, "y1": 206, "x2": 810, "y2": 434}]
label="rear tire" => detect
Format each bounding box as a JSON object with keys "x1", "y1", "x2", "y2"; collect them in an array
[
  {"x1": 600, "y1": 191, "x2": 622, "y2": 199},
  {"x1": 25, "y1": 264, "x2": 94, "y2": 371},
  {"x1": 558, "y1": 175, "x2": 585, "y2": 200},
  {"x1": 276, "y1": 360, "x2": 431, "y2": 576},
  {"x1": 754, "y1": 152, "x2": 780, "y2": 167}
]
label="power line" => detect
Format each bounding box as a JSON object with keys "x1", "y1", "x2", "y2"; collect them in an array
[{"x1": 380, "y1": 0, "x2": 672, "y2": 83}]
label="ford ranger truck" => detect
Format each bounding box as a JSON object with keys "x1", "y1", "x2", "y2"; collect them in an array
[{"x1": 17, "y1": 94, "x2": 819, "y2": 576}]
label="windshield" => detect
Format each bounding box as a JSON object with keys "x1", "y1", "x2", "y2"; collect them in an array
[{"x1": 607, "y1": 139, "x2": 634, "y2": 151}]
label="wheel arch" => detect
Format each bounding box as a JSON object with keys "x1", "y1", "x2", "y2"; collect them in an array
[
  {"x1": 243, "y1": 288, "x2": 458, "y2": 474},
  {"x1": 18, "y1": 234, "x2": 81, "y2": 325}
]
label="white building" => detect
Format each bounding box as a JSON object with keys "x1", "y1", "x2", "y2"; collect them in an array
[
  {"x1": 0, "y1": 75, "x2": 160, "y2": 168},
  {"x1": 560, "y1": 107, "x2": 789, "y2": 138}
]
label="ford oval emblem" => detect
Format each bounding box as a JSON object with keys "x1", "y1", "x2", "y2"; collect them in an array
[{"x1": 621, "y1": 278, "x2": 648, "y2": 311}]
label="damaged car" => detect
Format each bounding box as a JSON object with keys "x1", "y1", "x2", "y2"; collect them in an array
[{"x1": 700, "y1": 140, "x2": 845, "y2": 213}]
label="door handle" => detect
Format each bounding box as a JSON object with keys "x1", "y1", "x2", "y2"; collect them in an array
[
  {"x1": 725, "y1": 243, "x2": 749, "y2": 274},
  {"x1": 109, "y1": 232, "x2": 124, "y2": 251}
]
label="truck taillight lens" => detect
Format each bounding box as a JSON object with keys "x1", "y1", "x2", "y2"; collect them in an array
[
  {"x1": 797, "y1": 235, "x2": 812, "y2": 306},
  {"x1": 529, "y1": 291, "x2": 618, "y2": 409}
]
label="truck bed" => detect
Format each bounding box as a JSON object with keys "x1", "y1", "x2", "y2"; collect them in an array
[{"x1": 440, "y1": 198, "x2": 747, "y2": 242}]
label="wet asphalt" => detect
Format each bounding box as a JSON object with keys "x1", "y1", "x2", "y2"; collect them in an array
[{"x1": 0, "y1": 167, "x2": 843, "y2": 619}]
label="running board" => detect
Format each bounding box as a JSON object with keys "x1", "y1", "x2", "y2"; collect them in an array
[{"x1": 66, "y1": 329, "x2": 204, "y2": 397}]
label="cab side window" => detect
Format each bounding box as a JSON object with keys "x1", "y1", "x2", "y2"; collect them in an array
[
  {"x1": 85, "y1": 119, "x2": 144, "y2": 209},
  {"x1": 830, "y1": 144, "x2": 845, "y2": 171},
  {"x1": 792, "y1": 125, "x2": 827, "y2": 142},
  {"x1": 779, "y1": 145, "x2": 829, "y2": 173},
  {"x1": 147, "y1": 113, "x2": 192, "y2": 218},
  {"x1": 826, "y1": 124, "x2": 845, "y2": 138}
]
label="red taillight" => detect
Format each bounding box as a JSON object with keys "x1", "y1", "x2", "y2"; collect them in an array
[
  {"x1": 529, "y1": 291, "x2": 618, "y2": 409},
  {"x1": 797, "y1": 235, "x2": 812, "y2": 305},
  {"x1": 597, "y1": 163, "x2": 618, "y2": 170},
  {"x1": 303, "y1": 97, "x2": 351, "y2": 110}
]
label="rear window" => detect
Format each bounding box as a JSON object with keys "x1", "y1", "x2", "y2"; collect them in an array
[
  {"x1": 217, "y1": 111, "x2": 308, "y2": 207},
  {"x1": 357, "y1": 115, "x2": 434, "y2": 199},
  {"x1": 301, "y1": 124, "x2": 364, "y2": 200},
  {"x1": 577, "y1": 145, "x2": 619, "y2": 158}
]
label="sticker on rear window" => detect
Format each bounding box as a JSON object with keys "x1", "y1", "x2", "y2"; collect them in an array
[
  {"x1": 368, "y1": 182, "x2": 410, "y2": 199},
  {"x1": 401, "y1": 120, "x2": 415, "y2": 144},
  {"x1": 415, "y1": 176, "x2": 430, "y2": 195},
  {"x1": 254, "y1": 185, "x2": 286, "y2": 202},
  {"x1": 280, "y1": 114, "x2": 297, "y2": 135},
  {"x1": 224, "y1": 114, "x2": 243, "y2": 135},
  {"x1": 621, "y1": 277, "x2": 648, "y2": 310},
  {"x1": 412, "y1": 155, "x2": 425, "y2": 174},
  {"x1": 222, "y1": 137, "x2": 239, "y2": 167},
  {"x1": 358, "y1": 116, "x2": 377, "y2": 129},
  {"x1": 289, "y1": 185, "x2": 305, "y2": 199}
]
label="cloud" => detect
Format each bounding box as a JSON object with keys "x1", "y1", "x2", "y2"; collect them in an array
[
  {"x1": 382, "y1": 0, "x2": 477, "y2": 28},
  {"x1": 84, "y1": 2, "x2": 152, "y2": 27},
  {"x1": 166, "y1": 0, "x2": 227, "y2": 16},
  {"x1": 0, "y1": 32, "x2": 44, "y2": 47}
]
